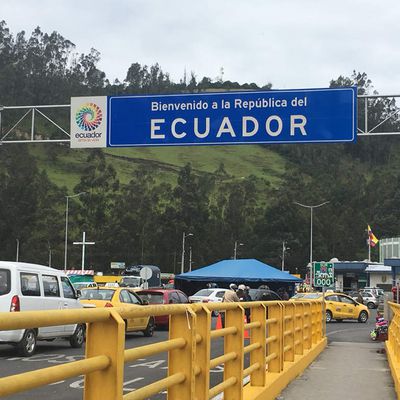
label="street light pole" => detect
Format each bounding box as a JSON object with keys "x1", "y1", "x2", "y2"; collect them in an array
[
  {"x1": 234, "y1": 241, "x2": 244, "y2": 260},
  {"x1": 181, "y1": 232, "x2": 193, "y2": 274},
  {"x1": 16, "y1": 239, "x2": 19, "y2": 262},
  {"x1": 281, "y1": 241, "x2": 289, "y2": 271},
  {"x1": 293, "y1": 201, "x2": 329, "y2": 288},
  {"x1": 64, "y1": 192, "x2": 86, "y2": 271}
]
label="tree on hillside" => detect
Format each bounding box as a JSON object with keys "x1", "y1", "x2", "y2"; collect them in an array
[
  {"x1": 0, "y1": 145, "x2": 63, "y2": 264},
  {"x1": 74, "y1": 150, "x2": 119, "y2": 270}
]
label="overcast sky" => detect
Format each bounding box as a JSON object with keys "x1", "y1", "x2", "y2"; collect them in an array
[{"x1": 2, "y1": 0, "x2": 399, "y2": 93}]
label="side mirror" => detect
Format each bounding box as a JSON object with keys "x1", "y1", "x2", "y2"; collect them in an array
[
  {"x1": 76, "y1": 289, "x2": 81, "y2": 298},
  {"x1": 141, "y1": 299, "x2": 149, "y2": 305},
  {"x1": 169, "y1": 299, "x2": 174, "y2": 304}
]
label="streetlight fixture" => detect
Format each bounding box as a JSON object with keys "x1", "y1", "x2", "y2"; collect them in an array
[
  {"x1": 64, "y1": 192, "x2": 86, "y2": 271},
  {"x1": 233, "y1": 241, "x2": 244, "y2": 260},
  {"x1": 293, "y1": 201, "x2": 329, "y2": 288},
  {"x1": 181, "y1": 232, "x2": 193, "y2": 274}
]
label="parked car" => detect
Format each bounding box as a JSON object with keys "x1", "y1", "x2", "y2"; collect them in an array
[
  {"x1": 349, "y1": 291, "x2": 379, "y2": 309},
  {"x1": 189, "y1": 288, "x2": 230, "y2": 316},
  {"x1": 291, "y1": 291, "x2": 370, "y2": 323},
  {"x1": 248, "y1": 288, "x2": 282, "y2": 301},
  {"x1": 0, "y1": 262, "x2": 85, "y2": 356},
  {"x1": 189, "y1": 288, "x2": 230, "y2": 304},
  {"x1": 136, "y1": 289, "x2": 189, "y2": 328},
  {"x1": 72, "y1": 281, "x2": 98, "y2": 291},
  {"x1": 79, "y1": 287, "x2": 155, "y2": 336},
  {"x1": 360, "y1": 287, "x2": 384, "y2": 298}
]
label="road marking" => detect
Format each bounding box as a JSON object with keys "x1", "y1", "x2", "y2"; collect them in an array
[{"x1": 128, "y1": 359, "x2": 166, "y2": 369}]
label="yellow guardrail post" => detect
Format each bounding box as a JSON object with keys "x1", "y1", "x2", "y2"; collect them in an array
[
  {"x1": 284, "y1": 302, "x2": 295, "y2": 362},
  {"x1": 386, "y1": 302, "x2": 400, "y2": 397},
  {"x1": 311, "y1": 302, "x2": 318, "y2": 344},
  {"x1": 250, "y1": 303, "x2": 267, "y2": 386},
  {"x1": 224, "y1": 304, "x2": 244, "y2": 400},
  {"x1": 194, "y1": 305, "x2": 211, "y2": 400},
  {"x1": 84, "y1": 309, "x2": 125, "y2": 400},
  {"x1": 268, "y1": 302, "x2": 283, "y2": 373},
  {"x1": 294, "y1": 303, "x2": 304, "y2": 356},
  {"x1": 303, "y1": 302, "x2": 312, "y2": 350},
  {"x1": 168, "y1": 306, "x2": 196, "y2": 399}
]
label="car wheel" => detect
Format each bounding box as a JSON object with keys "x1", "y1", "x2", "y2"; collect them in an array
[
  {"x1": 17, "y1": 329, "x2": 37, "y2": 357},
  {"x1": 326, "y1": 310, "x2": 333, "y2": 323},
  {"x1": 70, "y1": 324, "x2": 85, "y2": 348},
  {"x1": 358, "y1": 310, "x2": 368, "y2": 323},
  {"x1": 143, "y1": 318, "x2": 155, "y2": 337},
  {"x1": 367, "y1": 302, "x2": 375, "y2": 309}
]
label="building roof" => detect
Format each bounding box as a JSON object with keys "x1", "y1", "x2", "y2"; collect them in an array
[{"x1": 365, "y1": 265, "x2": 392, "y2": 273}]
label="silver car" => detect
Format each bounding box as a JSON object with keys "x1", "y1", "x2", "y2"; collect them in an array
[{"x1": 360, "y1": 291, "x2": 379, "y2": 309}]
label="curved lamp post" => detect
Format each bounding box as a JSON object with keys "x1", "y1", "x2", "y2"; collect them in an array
[{"x1": 293, "y1": 201, "x2": 329, "y2": 287}]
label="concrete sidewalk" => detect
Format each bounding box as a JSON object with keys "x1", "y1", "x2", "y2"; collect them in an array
[{"x1": 277, "y1": 341, "x2": 396, "y2": 400}]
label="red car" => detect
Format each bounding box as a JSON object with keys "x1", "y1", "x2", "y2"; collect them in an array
[{"x1": 135, "y1": 289, "x2": 189, "y2": 327}]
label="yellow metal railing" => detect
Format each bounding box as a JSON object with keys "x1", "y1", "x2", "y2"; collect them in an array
[
  {"x1": 386, "y1": 302, "x2": 400, "y2": 398},
  {"x1": 0, "y1": 300, "x2": 327, "y2": 400}
]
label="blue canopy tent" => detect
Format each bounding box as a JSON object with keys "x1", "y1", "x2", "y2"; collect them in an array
[{"x1": 175, "y1": 259, "x2": 302, "y2": 296}]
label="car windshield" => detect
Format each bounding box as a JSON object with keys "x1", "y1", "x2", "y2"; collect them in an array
[
  {"x1": 291, "y1": 293, "x2": 306, "y2": 299},
  {"x1": 120, "y1": 277, "x2": 141, "y2": 287},
  {"x1": 193, "y1": 289, "x2": 213, "y2": 296},
  {"x1": 137, "y1": 292, "x2": 164, "y2": 304},
  {"x1": 80, "y1": 289, "x2": 115, "y2": 300},
  {"x1": 0, "y1": 269, "x2": 10, "y2": 295},
  {"x1": 301, "y1": 293, "x2": 322, "y2": 299},
  {"x1": 73, "y1": 282, "x2": 95, "y2": 290}
]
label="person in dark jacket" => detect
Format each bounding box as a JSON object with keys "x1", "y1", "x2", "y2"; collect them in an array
[{"x1": 238, "y1": 284, "x2": 252, "y2": 322}]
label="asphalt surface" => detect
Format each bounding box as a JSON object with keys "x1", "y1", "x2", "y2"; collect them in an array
[{"x1": 0, "y1": 310, "x2": 392, "y2": 400}]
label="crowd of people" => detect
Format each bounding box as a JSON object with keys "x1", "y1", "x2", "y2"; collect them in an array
[{"x1": 218, "y1": 282, "x2": 290, "y2": 327}]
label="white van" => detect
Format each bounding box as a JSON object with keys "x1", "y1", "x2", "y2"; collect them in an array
[{"x1": 0, "y1": 261, "x2": 85, "y2": 356}]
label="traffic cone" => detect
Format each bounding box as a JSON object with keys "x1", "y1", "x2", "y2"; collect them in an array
[
  {"x1": 216, "y1": 313, "x2": 223, "y2": 330},
  {"x1": 244, "y1": 315, "x2": 250, "y2": 339}
]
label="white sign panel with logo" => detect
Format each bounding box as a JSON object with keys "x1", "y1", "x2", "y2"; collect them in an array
[{"x1": 70, "y1": 96, "x2": 107, "y2": 148}]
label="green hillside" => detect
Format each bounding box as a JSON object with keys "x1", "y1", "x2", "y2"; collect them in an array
[{"x1": 30, "y1": 144, "x2": 287, "y2": 192}]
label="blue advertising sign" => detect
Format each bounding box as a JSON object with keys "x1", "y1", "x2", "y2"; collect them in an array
[{"x1": 70, "y1": 88, "x2": 357, "y2": 148}]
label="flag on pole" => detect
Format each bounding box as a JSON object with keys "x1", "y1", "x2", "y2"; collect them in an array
[{"x1": 367, "y1": 225, "x2": 379, "y2": 247}]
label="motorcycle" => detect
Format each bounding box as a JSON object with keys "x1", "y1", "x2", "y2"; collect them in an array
[{"x1": 370, "y1": 316, "x2": 388, "y2": 341}]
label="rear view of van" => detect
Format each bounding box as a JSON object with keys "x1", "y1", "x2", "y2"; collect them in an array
[{"x1": 0, "y1": 262, "x2": 85, "y2": 356}]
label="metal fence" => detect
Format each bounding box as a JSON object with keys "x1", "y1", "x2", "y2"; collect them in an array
[{"x1": 0, "y1": 300, "x2": 326, "y2": 400}]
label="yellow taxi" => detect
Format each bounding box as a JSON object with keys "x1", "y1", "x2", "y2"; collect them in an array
[
  {"x1": 79, "y1": 286, "x2": 155, "y2": 336},
  {"x1": 291, "y1": 292, "x2": 369, "y2": 323}
]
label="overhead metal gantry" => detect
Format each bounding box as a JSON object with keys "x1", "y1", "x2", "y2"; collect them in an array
[{"x1": 0, "y1": 94, "x2": 399, "y2": 144}]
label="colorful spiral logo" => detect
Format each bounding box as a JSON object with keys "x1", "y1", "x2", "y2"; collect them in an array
[{"x1": 75, "y1": 103, "x2": 103, "y2": 131}]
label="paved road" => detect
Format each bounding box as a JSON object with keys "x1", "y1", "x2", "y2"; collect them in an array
[
  {"x1": 278, "y1": 309, "x2": 397, "y2": 400},
  {"x1": 0, "y1": 311, "x2": 385, "y2": 399}
]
